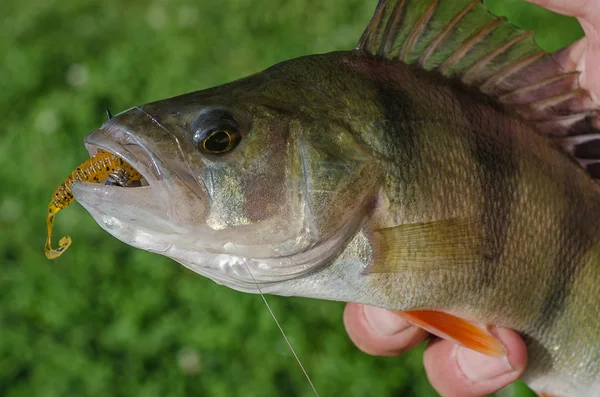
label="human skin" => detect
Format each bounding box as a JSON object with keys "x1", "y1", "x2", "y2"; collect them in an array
[{"x1": 342, "y1": 1, "x2": 600, "y2": 396}]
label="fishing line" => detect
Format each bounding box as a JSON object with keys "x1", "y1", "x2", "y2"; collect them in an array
[{"x1": 232, "y1": 243, "x2": 321, "y2": 397}]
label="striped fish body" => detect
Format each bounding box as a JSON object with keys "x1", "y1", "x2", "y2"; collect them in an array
[{"x1": 332, "y1": 53, "x2": 600, "y2": 396}]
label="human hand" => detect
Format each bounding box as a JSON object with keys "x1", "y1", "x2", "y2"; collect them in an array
[{"x1": 343, "y1": 304, "x2": 527, "y2": 397}]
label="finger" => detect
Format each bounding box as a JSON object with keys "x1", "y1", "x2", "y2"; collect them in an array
[
  {"x1": 423, "y1": 328, "x2": 528, "y2": 397},
  {"x1": 525, "y1": 0, "x2": 600, "y2": 27},
  {"x1": 343, "y1": 303, "x2": 428, "y2": 356},
  {"x1": 527, "y1": 0, "x2": 600, "y2": 97}
]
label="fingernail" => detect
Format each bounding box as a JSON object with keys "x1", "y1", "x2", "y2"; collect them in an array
[
  {"x1": 363, "y1": 306, "x2": 411, "y2": 336},
  {"x1": 455, "y1": 332, "x2": 514, "y2": 382}
]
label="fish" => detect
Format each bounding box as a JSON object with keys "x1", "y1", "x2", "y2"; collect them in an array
[{"x1": 46, "y1": 0, "x2": 600, "y2": 396}]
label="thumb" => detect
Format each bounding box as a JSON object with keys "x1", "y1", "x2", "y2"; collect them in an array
[{"x1": 423, "y1": 328, "x2": 528, "y2": 397}]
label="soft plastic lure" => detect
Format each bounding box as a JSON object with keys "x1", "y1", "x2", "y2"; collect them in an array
[{"x1": 45, "y1": 151, "x2": 142, "y2": 259}]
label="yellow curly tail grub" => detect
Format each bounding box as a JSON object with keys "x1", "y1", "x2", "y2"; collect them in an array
[{"x1": 45, "y1": 151, "x2": 142, "y2": 260}]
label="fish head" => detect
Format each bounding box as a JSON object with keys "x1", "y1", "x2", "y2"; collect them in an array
[{"x1": 73, "y1": 68, "x2": 381, "y2": 292}]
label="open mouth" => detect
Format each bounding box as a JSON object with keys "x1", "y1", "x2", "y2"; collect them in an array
[
  {"x1": 72, "y1": 141, "x2": 167, "y2": 225},
  {"x1": 83, "y1": 132, "x2": 157, "y2": 190},
  {"x1": 44, "y1": 131, "x2": 160, "y2": 260},
  {"x1": 88, "y1": 148, "x2": 148, "y2": 188}
]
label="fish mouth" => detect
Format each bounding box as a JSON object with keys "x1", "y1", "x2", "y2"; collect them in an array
[
  {"x1": 73, "y1": 142, "x2": 159, "y2": 220},
  {"x1": 85, "y1": 136, "x2": 156, "y2": 190},
  {"x1": 84, "y1": 108, "x2": 167, "y2": 189},
  {"x1": 71, "y1": 120, "x2": 200, "y2": 253}
]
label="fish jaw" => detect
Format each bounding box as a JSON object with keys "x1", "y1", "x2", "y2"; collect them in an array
[
  {"x1": 72, "y1": 118, "x2": 207, "y2": 256},
  {"x1": 74, "y1": 107, "x2": 207, "y2": 229}
]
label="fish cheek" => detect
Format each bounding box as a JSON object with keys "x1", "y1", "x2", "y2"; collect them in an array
[
  {"x1": 239, "y1": 131, "x2": 291, "y2": 223},
  {"x1": 200, "y1": 119, "x2": 294, "y2": 229}
]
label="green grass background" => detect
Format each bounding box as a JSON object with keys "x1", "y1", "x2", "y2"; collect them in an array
[{"x1": 0, "y1": 1, "x2": 584, "y2": 396}]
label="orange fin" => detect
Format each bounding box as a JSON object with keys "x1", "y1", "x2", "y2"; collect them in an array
[
  {"x1": 539, "y1": 393, "x2": 554, "y2": 397},
  {"x1": 396, "y1": 310, "x2": 506, "y2": 357}
]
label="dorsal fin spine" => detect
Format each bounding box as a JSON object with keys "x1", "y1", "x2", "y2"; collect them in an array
[
  {"x1": 498, "y1": 72, "x2": 579, "y2": 104},
  {"x1": 438, "y1": 16, "x2": 505, "y2": 75},
  {"x1": 419, "y1": 0, "x2": 479, "y2": 69},
  {"x1": 462, "y1": 30, "x2": 534, "y2": 84},
  {"x1": 528, "y1": 89, "x2": 586, "y2": 113},
  {"x1": 400, "y1": 0, "x2": 439, "y2": 62},
  {"x1": 534, "y1": 112, "x2": 595, "y2": 136},
  {"x1": 479, "y1": 51, "x2": 547, "y2": 93},
  {"x1": 382, "y1": 0, "x2": 407, "y2": 56},
  {"x1": 558, "y1": 133, "x2": 600, "y2": 149},
  {"x1": 356, "y1": 3, "x2": 385, "y2": 54}
]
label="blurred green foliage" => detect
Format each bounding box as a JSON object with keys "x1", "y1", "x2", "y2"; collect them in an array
[{"x1": 0, "y1": 0, "x2": 583, "y2": 396}]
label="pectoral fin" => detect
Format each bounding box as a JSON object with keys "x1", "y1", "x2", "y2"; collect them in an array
[
  {"x1": 396, "y1": 310, "x2": 506, "y2": 357},
  {"x1": 364, "y1": 218, "x2": 492, "y2": 274}
]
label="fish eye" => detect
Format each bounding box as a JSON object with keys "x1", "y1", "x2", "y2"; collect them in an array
[
  {"x1": 191, "y1": 109, "x2": 242, "y2": 155},
  {"x1": 200, "y1": 129, "x2": 238, "y2": 154}
]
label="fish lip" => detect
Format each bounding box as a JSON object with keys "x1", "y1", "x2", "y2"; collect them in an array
[{"x1": 83, "y1": 126, "x2": 159, "y2": 187}]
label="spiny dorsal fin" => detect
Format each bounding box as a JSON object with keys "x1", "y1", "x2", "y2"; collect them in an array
[{"x1": 356, "y1": 0, "x2": 600, "y2": 183}]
